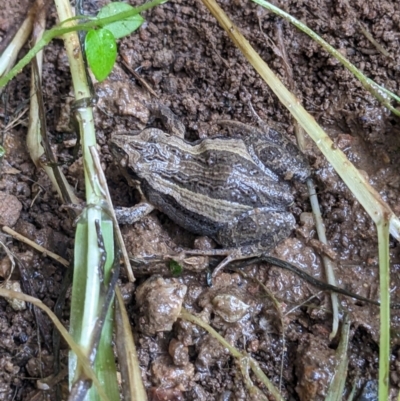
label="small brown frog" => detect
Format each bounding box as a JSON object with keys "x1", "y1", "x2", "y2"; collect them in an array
[{"x1": 109, "y1": 106, "x2": 310, "y2": 276}]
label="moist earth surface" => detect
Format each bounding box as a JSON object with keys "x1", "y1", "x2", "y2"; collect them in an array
[{"x1": 1, "y1": 0, "x2": 400, "y2": 400}]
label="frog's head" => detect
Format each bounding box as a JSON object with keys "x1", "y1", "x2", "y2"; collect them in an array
[
  {"x1": 109, "y1": 134, "x2": 136, "y2": 168},
  {"x1": 109, "y1": 129, "x2": 176, "y2": 183}
]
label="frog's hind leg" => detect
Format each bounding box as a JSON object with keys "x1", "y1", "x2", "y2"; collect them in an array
[{"x1": 185, "y1": 208, "x2": 296, "y2": 279}]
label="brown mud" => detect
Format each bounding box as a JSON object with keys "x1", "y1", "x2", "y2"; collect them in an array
[{"x1": 1, "y1": 0, "x2": 400, "y2": 400}]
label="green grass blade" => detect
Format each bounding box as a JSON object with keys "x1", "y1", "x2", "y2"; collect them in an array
[
  {"x1": 377, "y1": 222, "x2": 390, "y2": 401},
  {"x1": 326, "y1": 315, "x2": 350, "y2": 401},
  {"x1": 70, "y1": 217, "x2": 118, "y2": 400}
]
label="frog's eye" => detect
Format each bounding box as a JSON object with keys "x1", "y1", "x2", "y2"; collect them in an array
[{"x1": 113, "y1": 146, "x2": 124, "y2": 155}]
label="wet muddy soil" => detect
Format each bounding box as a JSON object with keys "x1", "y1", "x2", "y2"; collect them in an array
[{"x1": 1, "y1": 0, "x2": 400, "y2": 400}]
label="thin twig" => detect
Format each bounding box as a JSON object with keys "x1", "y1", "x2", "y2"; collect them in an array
[
  {"x1": 357, "y1": 21, "x2": 391, "y2": 59},
  {"x1": 2, "y1": 226, "x2": 69, "y2": 267},
  {"x1": 274, "y1": 19, "x2": 340, "y2": 338},
  {"x1": 121, "y1": 57, "x2": 158, "y2": 98},
  {"x1": 89, "y1": 145, "x2": 134, "y2": 281}
]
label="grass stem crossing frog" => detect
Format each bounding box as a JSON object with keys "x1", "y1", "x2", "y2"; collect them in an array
[{"x1": 109, "y1": 106, "x2": 310, "y2": 276}]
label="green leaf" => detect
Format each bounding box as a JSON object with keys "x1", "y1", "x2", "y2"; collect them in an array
[
  {"x1": 98, "y1": 2, "x2": 144, "y2": 39},
  {"x1": 169, "y1": 260, "x2": 183, "y2": 276},
  {"x1": 85, "y1": 29, "x2": 117, "y2": 82}
]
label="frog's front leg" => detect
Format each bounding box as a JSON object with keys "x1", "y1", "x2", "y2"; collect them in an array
[
  {"x1": 114, "y1": 202, "x2": 155, "y2": 225},
  {"x1": 186, "y1": 208, "x2": 296, "y2": 277}
]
